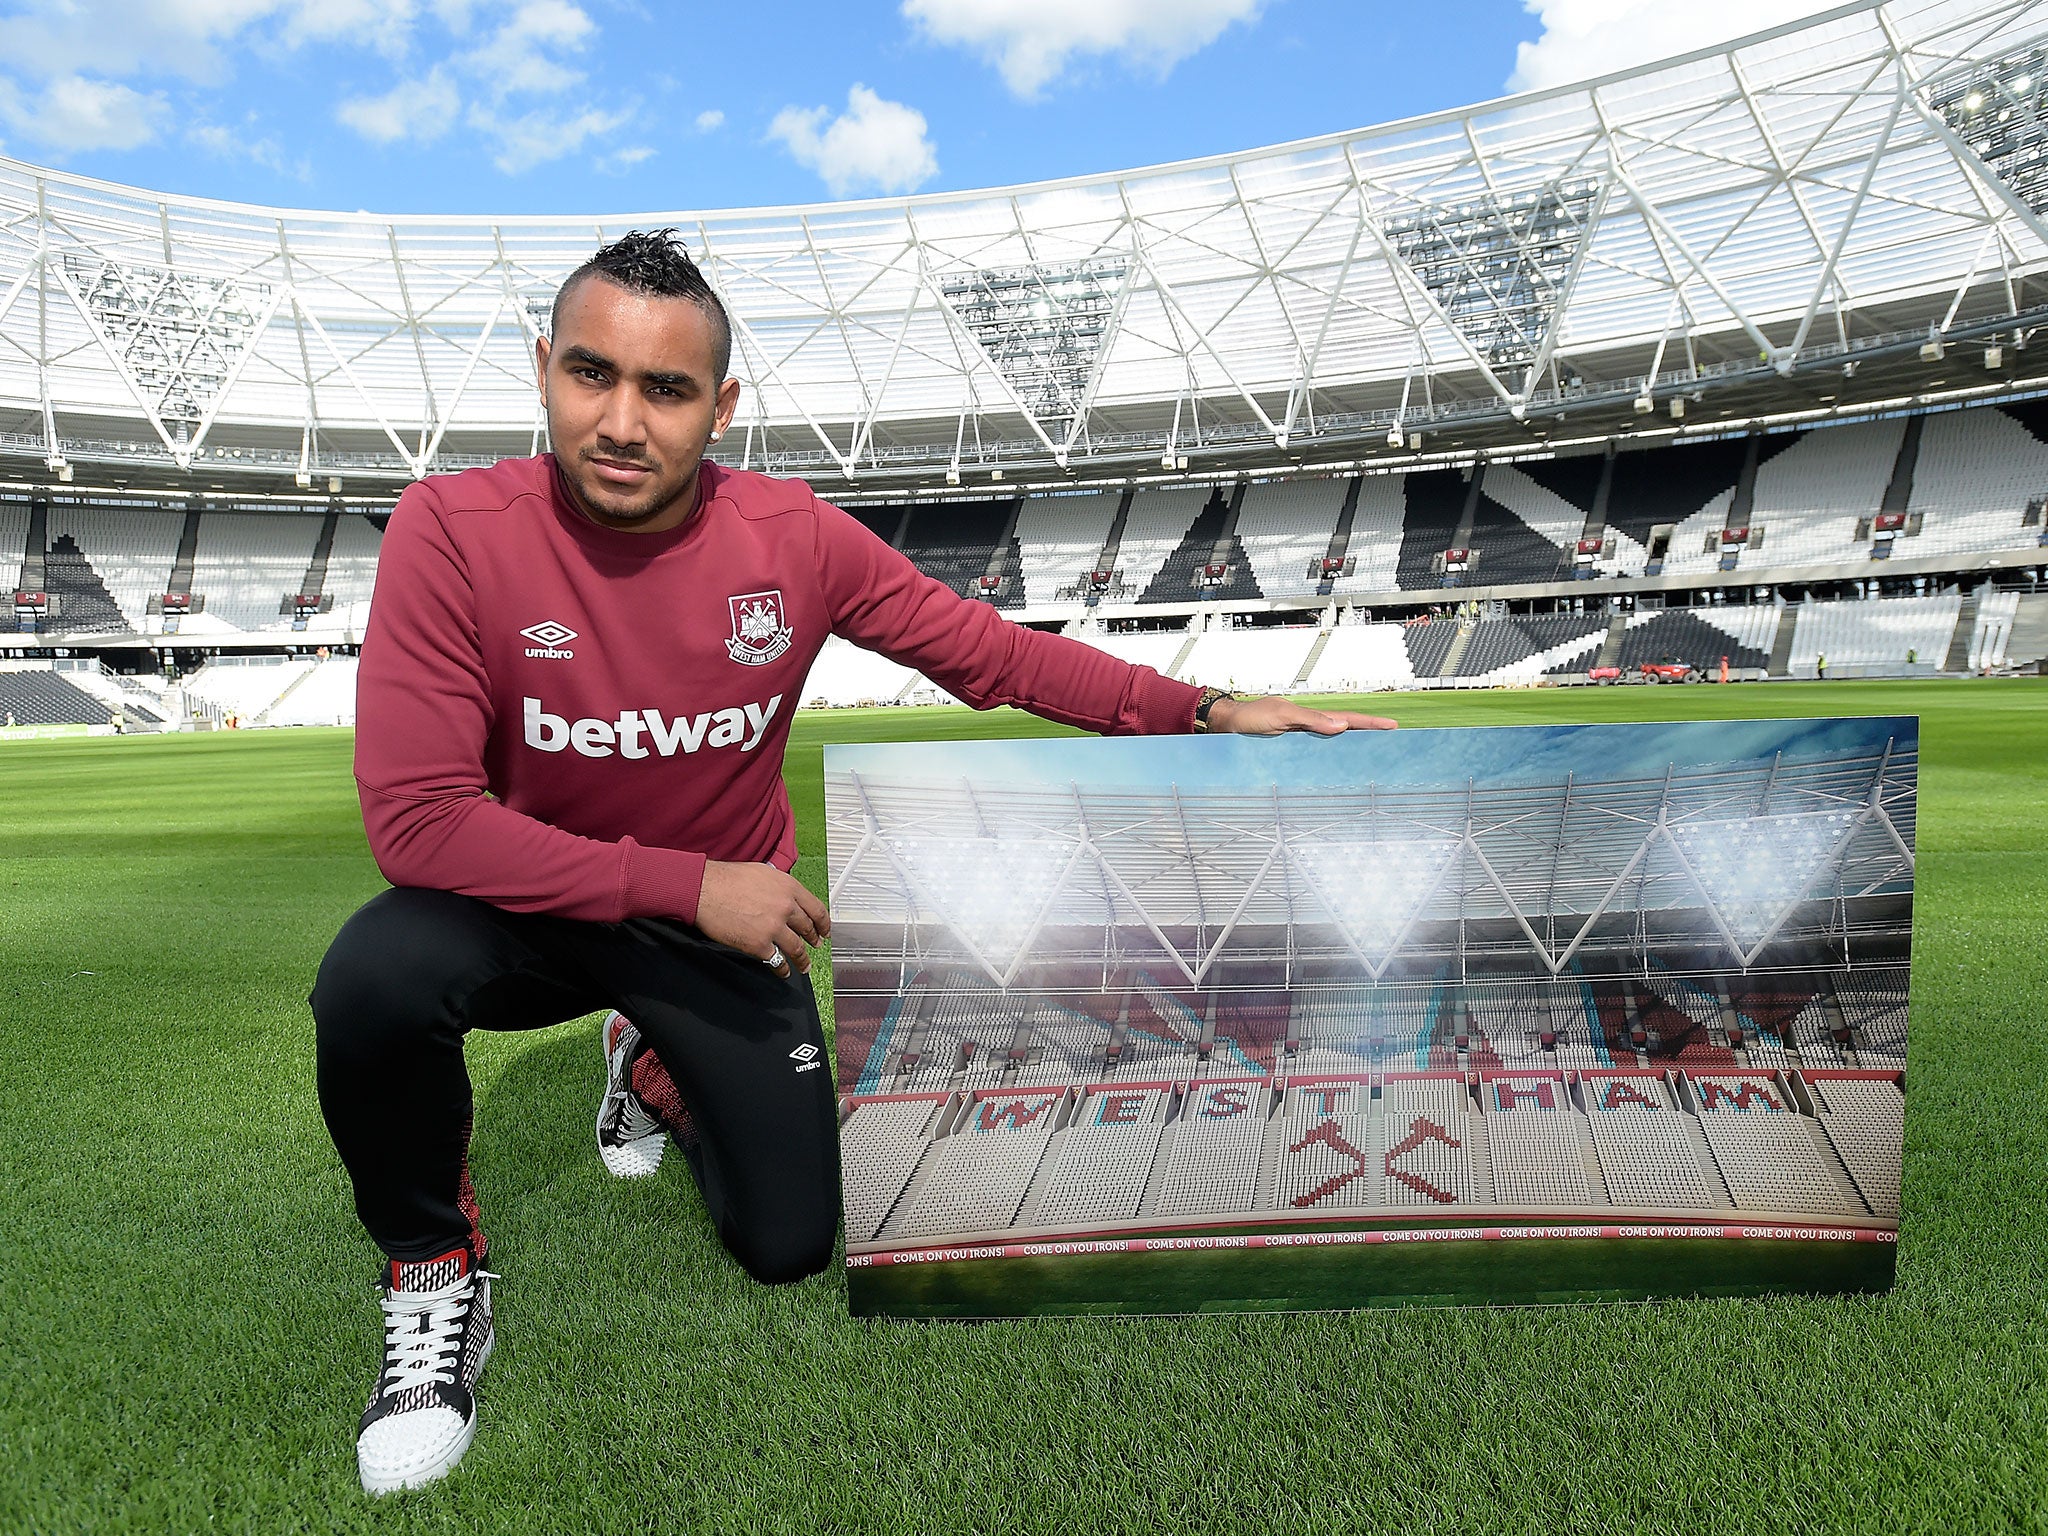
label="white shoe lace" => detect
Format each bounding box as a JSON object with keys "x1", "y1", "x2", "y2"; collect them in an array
[
  {"x1": 604, "y1": 1088, "x2": 661, "y2": 1142},
  {"x1": 377, "y1": 1274, "x2": 494, "y2": 1396},
  {"x1": 602, "y1": 1035, "x2": 663, "y2": 1143}
]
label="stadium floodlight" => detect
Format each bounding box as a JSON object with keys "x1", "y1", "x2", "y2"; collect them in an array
[
  {"x1": 1920, "y1": 339, "x2": 1946, "y2": 362},
  {"x1": 1929, "y1": 48, "x2": 2048, "y2": 219},
  {"x1": 1664, "y1": 807, "x2": 1864, "y2": 963},
  {"x1": 61, "y1": 254, "x2": 265, "y2": 429},
  {"x1": 889, "y1": 834, "x2": 1083, "y2": 983},
  {"x1": 936, "y1": 258, "x2": 1128, "y2": 434},
  {"x1": 1634, "y1": 394, "x2": 1654, "y2": 415},
  {"x1": 1289, "y1": 835, "x2": 1461, "y2": 978},
  {"x1": 1382, "y1": 180, "x2": 1599, "y2": 374}
]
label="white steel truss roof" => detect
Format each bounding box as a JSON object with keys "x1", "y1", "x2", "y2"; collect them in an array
[
  {"x1": 1, "y1": 0, "x2": 2047, "y2": 488},
  {"x1": 825, "y1": 739, "x2": 1919, "y2": 987}
]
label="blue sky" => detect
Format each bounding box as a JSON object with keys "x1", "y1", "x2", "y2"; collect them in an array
[
  {"x1": 825, "y1": 716, "x2": 1919, "y2": 794},
  {"x1": 0, "y1": 0, "x2": 1851, "y2": 216}
]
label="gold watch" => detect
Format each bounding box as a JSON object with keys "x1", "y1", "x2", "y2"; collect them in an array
[{"x1": 1193, "y1": 687, "x2": 1236, "y2": 732}]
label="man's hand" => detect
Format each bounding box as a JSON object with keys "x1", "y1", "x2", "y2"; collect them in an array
[
  {"x1": 1206, "y1": 695, "x2": 1398, "y2": 736},
  {"x1": 696, "y1": 860, "x2": 831, "y2": 977}
]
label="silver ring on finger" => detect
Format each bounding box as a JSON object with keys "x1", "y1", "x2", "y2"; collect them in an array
[{"x1": 765, "y1": 944, "x2": 787, "y2": 971}]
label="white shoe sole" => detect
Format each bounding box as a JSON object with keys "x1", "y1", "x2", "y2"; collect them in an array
[
  {"x1": 358, "y1": 1322, "x2": 494, "y2": 1494},
  {"x1": 597, "y1": 1128, "x2": 667, "y2": 1178}
]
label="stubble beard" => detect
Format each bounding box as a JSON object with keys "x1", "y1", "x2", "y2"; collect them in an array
[{"x1": 559, "y1": 445, "x2": 702, "y2": 529}]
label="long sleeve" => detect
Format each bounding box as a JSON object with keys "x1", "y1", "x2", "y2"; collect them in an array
[
  {"x1": 352, "y1": 486, "x2": 707, "y2": 922},
  {"x1": 814, "y1": 500, "x2": 1200, "y2": 734}
]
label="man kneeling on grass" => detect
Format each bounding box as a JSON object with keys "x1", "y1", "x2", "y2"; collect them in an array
[{"x1": 311, "y1": 228, "x2": 1396, "y2": 1494}]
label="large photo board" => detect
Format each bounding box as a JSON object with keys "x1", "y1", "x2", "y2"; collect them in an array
[{"x1": 823, "y1": 718, "x2": 1914, "y2": 1317}]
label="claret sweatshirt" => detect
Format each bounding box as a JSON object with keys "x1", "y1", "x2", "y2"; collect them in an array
[{"x1": 353, "y1": 455, "x2": 1201, "y2": 925}]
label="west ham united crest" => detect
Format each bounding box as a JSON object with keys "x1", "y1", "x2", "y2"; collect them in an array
[{"x1": 726, "y1": 589, "x2": 794, "y2": 666}]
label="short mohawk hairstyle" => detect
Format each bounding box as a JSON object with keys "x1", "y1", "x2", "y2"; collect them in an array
[{"x1": 553, "y1": 228, "x2": 733, "y2": 382}]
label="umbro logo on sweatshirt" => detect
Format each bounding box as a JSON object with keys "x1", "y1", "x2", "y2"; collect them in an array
[
  {"x1": 524, "y1": 695, "x2": 783, "y2": 758},
  {"x1": 520, "y1": 620, "x2": 578, "y2": 659}
]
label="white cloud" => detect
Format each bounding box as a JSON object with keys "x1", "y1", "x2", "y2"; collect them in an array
[
  {"x1": 276, "y1": 0, "x2": 427, "y2": 57},
  {"x1": 903, "y1": 0, "x2": 1263, "y2": 98},
  {"x1": 0, "y1": 73, "x2": 167, "y2": 151},
  {"x1": 594, "y1": 143, "x2": 654, "y2": 174},
  {"x1": 694, "y1": 107, "x2": 725, "y2": 133},
  {"x1": 0, "y1": 1, "x2": 425, "y2": 86},
  {"x1": 0, "y1": 0, "x2": 639, "y2": 181},
  {"x1": 340, "y1": 1, "x2": 634, "y2": 170},
  {"x1": 1508, "y1": 0, "x2": 1849, "y2": 93},
  {"x1": 463, "y1": 0, "x2": 594, "y2": 99},
  {"x1": 188, "y1": 118, "x2": 313, "y2": 179},
  {"x1": 768, "y1": 84, "x2": 937, "y2": 197},
  {"x1": 467, "y1": 102, "x2": 627, "y2": 173},
  {"x1": 337, "y1": 66, "x2": 461, "y2": 144}
]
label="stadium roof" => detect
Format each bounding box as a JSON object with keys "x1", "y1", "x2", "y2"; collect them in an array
[
  {"x1": 5, "y1": 0, "x2": 2048, "y2": 496},
  {"x1": 823, "y1": 740, "x2": 1919, "y2": 986}
]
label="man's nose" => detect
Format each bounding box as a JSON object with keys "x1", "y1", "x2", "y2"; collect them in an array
[{"x1": 594, "y1": 394, "x2": 647, "y2": 451}]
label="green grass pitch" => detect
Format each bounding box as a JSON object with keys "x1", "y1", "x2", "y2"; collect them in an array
[{"x1": 2, "y1": 679, "x2": 2043, "y2": 1533}]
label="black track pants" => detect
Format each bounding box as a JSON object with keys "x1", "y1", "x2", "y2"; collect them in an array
[{"x1": 311, "y1": 887, "x2": 839, "y2": 1284}]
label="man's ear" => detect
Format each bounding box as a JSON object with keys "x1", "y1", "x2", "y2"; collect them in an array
[
  {"x1": 535, "y1": 335, "x2": 551, "y2": 407},
  {"x1": 714, "y1": 374, "x2": 741, "y2": 438}
]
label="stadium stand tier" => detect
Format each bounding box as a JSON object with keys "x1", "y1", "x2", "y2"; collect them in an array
[
  {"x1": 189, "y1": 513, "x2": 323, "y2": 632},
  {"x1": 882, "y1": 1089, "x2": 1067, "y2": 1241},
  {"x1": 893, "y1": 501, "x2": 1022, "y2": 607},
  {"x1": 1234, "y1": 480, "x2": 1347, "y2": 600},
  {"x1": 1013, "y1": 492, "x2": 1120, "y2": 608},
  {"x1": 11, "y1": 394, "x2": 2046, "y2": 719},
  {"x1": 837, "y1": 966, "x2": 1904, "y2": 1248},
  {"x1": 263, "y1": 657, "x2": 358, "y2": 726},
  {"x1": 1139, "y1": 488, "x2": 1263, "y2": 605},
  {"x1": 1177, "y1": 625, "x2": 1320, "y2": 693},
  {"x1": 1788, "y1": 595, "x2": 1961, "y2": 676},
  {"x1": 0, "y1": 667, "x2": 107, "y2": 725}
]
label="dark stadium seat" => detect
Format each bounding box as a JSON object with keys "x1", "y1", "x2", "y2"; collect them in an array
[
  {"x1": 1999, "y1": 396, "x2": 2048, "y2": 445},
  {"x1": 1394, "y1": 470, "x2": 1468, "y2": 590},
  {"x1": 1451, "y1": 619, "x2": 1531, "y2": 676},
  {"x1": 894, "y1": 501, "x2": 1021, "y2": 603},
  {"x1": 1515, "y1": 453, "x2": 1605, "y2": 514},
  {"x1": 39, "y1": 534, "x2": 128, "y2": 636},
  {"x1": 1401, "y1": 619, "x2": 1459, "y2": 678},
  {"x1": 1461, "y1": 495, "x2": 1572, "y2": 586},
  {"x1": 0, "y1": 671, "x2": 108, "y2": 725},
  {"x1": 1601, "y1": 437, "x2": 1755, "y2": 552},
  {"x1": 1138, "y1": 488, "x2": 1264, "y2": 604},
  {"x1": 1613, "y1": 610, "x2": 1770, "y2": 671}
]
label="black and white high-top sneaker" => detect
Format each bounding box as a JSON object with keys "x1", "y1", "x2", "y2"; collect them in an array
[
  {"x1": 597, "y1": 1012, "x2": 700, "y2": 1178},
  {"x1": 596, "y1": 1013, "x2": 667, "y2": 1178},
  {"x1": 356, "y1": 1247, "x2": 495, "y2": 1495}
]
